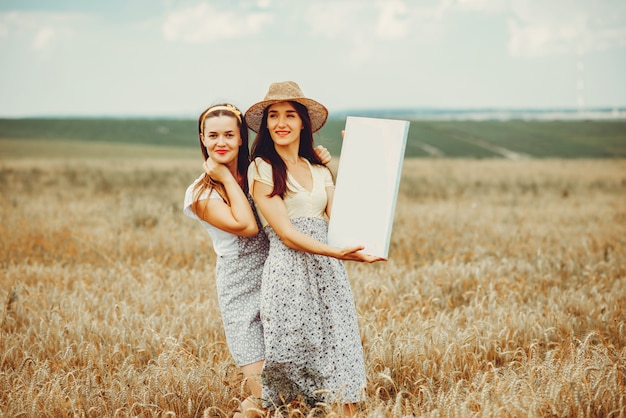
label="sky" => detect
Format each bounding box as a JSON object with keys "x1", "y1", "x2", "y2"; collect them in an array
[{"x1": 0, "y1": 0, "x2": 625, "y2": 118}]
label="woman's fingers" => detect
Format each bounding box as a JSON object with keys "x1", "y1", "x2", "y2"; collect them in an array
[{"x1": 340, "y1": 246, "x2": 386, "y2": 263}]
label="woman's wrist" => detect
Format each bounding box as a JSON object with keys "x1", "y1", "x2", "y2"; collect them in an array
[
  {"x1": 220, "y1": 175, "x2": 239, "y2": 187},
  {"x1": 327, "y1": 246, "x2": 341, "y2": 259}
]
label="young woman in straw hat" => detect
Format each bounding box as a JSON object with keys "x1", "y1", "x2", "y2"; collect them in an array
[
  {"x1": 183, "y1": 103, "x2": 331, "y2": 417},
  {"x1": 246, "y1": 81, "x2": 385, "y2": 414}
]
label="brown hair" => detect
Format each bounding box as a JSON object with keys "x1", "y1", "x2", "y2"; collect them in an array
[
  {"x1": 191, "y1": 104, "x2": 250, "y2": 216},
  {"x1": 250, "y1": 101, "x2": 327, "y2": 198}
]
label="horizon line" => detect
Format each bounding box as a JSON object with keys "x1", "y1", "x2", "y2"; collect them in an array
[{"x1": 1, "y1": 106, "x2": 626, "y2": 120}]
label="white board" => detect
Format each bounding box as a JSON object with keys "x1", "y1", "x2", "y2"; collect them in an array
[{"x1": 327, "y1": 116, "x2": 409, "y2": 258}]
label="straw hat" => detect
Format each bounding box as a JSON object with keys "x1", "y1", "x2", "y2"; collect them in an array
[{"x1": 245, "y1": 81, "x2": 329, "y2": 133}]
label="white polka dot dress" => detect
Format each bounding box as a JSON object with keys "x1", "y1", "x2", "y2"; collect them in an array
[{"x1": 260, "y1": 217, "x2": 366, "y2": 407}]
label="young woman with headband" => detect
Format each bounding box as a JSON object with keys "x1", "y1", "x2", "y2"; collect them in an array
[{"x1": 183, "y1": 103, "x2": 331, "y2": 417}]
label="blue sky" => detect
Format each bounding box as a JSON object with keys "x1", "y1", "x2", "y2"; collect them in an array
[{"x1": 1, "y1": 0, "x2": 625, "y2": 117}]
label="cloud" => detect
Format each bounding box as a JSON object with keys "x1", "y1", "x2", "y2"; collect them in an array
[
  {"x1": 162, "y1": 3, "x2": 273, "y2": 43},
  {"x1": 303, "y1": 1, "x2": 415, "y2": 62},
  {"x1": 454, "y1": 0, "x2": 506, "y2": 13},
  {"x1": 0, "y1": 11, "x2": 78, "y2": 50},
  {"x1": 375, "y1": 0, "x2": 410, "y2": 40},
  {"x1": 507, "y1": 0, "x2": 626, "y2": 57},
  {"x1": 305, "y1": 1, "x2": 367, "y2": 40},
  {"x1": 305, "y1": 0, "x2": 433, "y2": 42},
  {"x1": 417, "y1": 0, "x2": 505, "y2": 20},
  {"x1": 301, "y1": 0, "x2": 467, "y2": 63},
  {"x1": 303, "y1": 1, "x2": 380, "y2": 62},
  {"x1": 0, "y1": 13, "x2": 13, "y2": 40},
  {"x1": 32, "y1": 27, "x2": 58, "y2": 50}
]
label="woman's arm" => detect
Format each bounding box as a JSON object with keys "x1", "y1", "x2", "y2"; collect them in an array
[
  {"x1": 325, "y1": 185, "x2": 334, "y2": 218},
  {"x1": 193, "y1": 160, "x2": 258, "y2": 237},
  {"x1": 251, "y1": 180, "x2": 383, "y2": 262}
]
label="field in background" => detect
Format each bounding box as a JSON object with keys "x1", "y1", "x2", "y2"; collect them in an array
[
  {"x1": 320, "y1": 118, "x2": 626, "y2": 158},
  {"x1": 1, "y1": 117, "x2": 625, "y2": 158},
  {"x1": 1, "y1": 141, "x2": 624, "y2": 416}
]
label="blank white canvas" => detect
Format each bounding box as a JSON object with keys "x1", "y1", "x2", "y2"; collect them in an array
[{"x1": 327, "y1": 116, "x2": 409, "y2": 258}]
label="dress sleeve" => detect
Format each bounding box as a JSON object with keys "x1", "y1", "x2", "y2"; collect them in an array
[
  {"x1": 183, "y1": 180, "x2": 222, "y2": 220},
  {"x1": 247, "y1": 157, "x2": 274, "y2": 194},
  {"x1": 323, "y1": 166, "x2": 335, "y2": 188}
]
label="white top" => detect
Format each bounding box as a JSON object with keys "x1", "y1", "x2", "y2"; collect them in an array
[
  {"x1": 183, "y1": 174, "x2": 239, "y2": 257},
  {"x1": 247, "y1": 157, "x2": 334, "y2": 228}
]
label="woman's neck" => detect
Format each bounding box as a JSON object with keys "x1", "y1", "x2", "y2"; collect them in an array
[
  {"x1": 226, "y1": 160, "x2": 242, "y2": 184},
  {"x1": 275, "y1": 144, "x2": 300, "y2": 165}
]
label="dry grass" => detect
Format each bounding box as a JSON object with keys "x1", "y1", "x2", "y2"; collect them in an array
[{"x1": 1, "y1": 156, "x2": 625, "y2": 417}]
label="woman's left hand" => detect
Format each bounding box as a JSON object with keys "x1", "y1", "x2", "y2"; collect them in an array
[{"x1": 337, "y1": 245, "x2": 387, "y2": 263}]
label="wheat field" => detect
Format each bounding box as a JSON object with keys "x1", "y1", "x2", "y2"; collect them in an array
[{"x1": 0, "y1": 157, "x2": 624, "y2": 417}]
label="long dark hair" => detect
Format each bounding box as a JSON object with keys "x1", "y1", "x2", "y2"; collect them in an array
[
  {"x1": 250, "y1": 101, "x2": 326, "y2": 198},
  {"x1": 192, "y1": 104, "x2": 250, "y2": 212}
]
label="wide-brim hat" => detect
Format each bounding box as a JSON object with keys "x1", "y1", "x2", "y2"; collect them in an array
[{"x1": 245, "y1": 81, "x2": 329, "y2": 133}]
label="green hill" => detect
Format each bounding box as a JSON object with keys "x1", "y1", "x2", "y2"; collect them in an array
[{"x1": 1, "y1": 117, "x2": 625, "y2": 158}]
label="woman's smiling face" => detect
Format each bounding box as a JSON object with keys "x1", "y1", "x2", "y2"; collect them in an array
[
  {"x1": 266, "y1": 101, "x2": 303, "y2": 148},
  {"x1": 202, "y1": 115, "x2": 242, "y2": 164}
]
